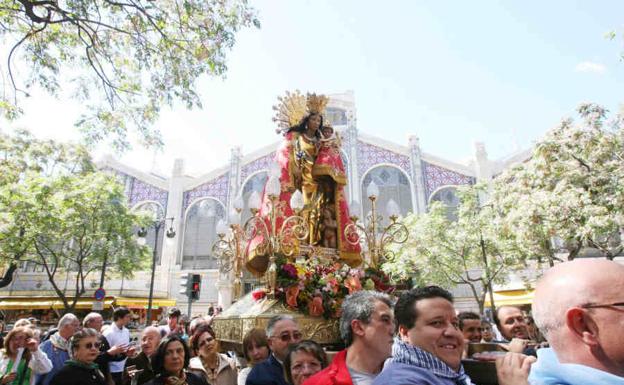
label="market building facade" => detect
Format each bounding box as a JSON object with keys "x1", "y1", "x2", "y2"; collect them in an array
[{"x1": 0, "y1": 91, "x2": 530, "y2": 321}]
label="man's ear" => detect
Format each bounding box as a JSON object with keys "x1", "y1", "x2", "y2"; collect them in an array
[
  {"x1": 351, "y1": 319, "x2": 365, "y2": 337},
  {"x1": 267, "y1": 336, "x2": 275, "y2": 351},
  {"x1": 565, "y1": 307, "x2": 599, "y2": 347},
  {"x1": 398, "y1": 325, "x2": 410, "y2": 342}
]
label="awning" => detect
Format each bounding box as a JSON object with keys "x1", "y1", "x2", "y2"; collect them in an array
[
  {"x1": 114, "y1": 297, "x2": 176, "y2": 309},
  {"x1": 0, "y1": 296, "x2": 176, "y2": 310},
  {"x1": 0, "y1": 297, "x2": 115, "y2": 310},
  {"x1": 484, "y1": 289, "x2": 534, "y2": 307}
]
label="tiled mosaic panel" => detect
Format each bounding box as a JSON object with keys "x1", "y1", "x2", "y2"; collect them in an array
[
  {"x1": 423, "y1": 162, "x2": 474, "y2": 199},
  {"x1": 357, "y1": 141, "x2": 411, "y2": 178},
  {"x1": 240, "y1": 152, "x2": 275, "y2": 181},
  {"x1": 183, "y1": 173, "x2": 229, "y2": 211}
]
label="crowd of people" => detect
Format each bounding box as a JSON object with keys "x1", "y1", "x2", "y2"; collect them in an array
[{"x1": 0, "y1": 259, "x2": 623, "y2": 385}]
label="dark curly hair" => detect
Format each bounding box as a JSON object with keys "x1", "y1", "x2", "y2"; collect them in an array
[
  {"x1": 189, "y1": 323, "x2": 217, "y2": 354},
  {"x1": 287, "y1": 113, "x2": 323, "y2": 138},
  {"x1": 395, "y1": 286, "x2": 454, "y2": 331},
  {"x1": 151, "y1": 335, "x2": 191, "y2": 376}
]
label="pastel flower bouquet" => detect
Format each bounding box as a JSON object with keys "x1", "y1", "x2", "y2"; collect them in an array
[{"x1": 259, "y1": 256, "x2": 395, "y2": 319}]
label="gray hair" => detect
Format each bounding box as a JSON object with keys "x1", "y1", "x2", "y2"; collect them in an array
[
  {"x1": 266, "y1": 315, "x2": 296, "y2": 337},
  {"x1": 58, "y1": 313, "x2": 79, "y2": 329},
  {"x1": 83, "y1": 312, "x2": 103, "y2": 327},
  {"x1": 142, "y1": 326, "x2": 162, "y2": 338},
  {"x1": 339, "y1": 291, "x2": 393, "y2": 347},
  {"x1": 69, "y1": 327, "x2": 100, "y2": 357}
]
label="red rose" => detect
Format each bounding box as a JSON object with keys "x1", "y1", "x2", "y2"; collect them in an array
[{"x1": 252, "y1": 289, "x2": 266, "y2": 301}]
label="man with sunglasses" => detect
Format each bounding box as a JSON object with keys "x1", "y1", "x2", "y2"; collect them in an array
[
  {"x1": 246, "y1": 315, "x2": 302, "y2": 385},
  {"x1": 516, "y1": 259, "x2": 624, "y2": 384}
]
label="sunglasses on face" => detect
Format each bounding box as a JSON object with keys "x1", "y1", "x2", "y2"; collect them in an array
[
  {"x1": 83, "y1": 342, "x2": 101, "y2": 350},
  {"x1": 274, "y1": 332, "x2": 303, "y2": 342}
]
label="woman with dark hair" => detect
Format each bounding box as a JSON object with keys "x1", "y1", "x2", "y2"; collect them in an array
[
  {"x1": 0, "y1": 326, "x2": 52, "y2": 385},
  {"x1": 283, "y1": 340, "x2": 327, "y2": 385},
  {"x1": 187, "y1": 325, "x2": 236, "y2": 385},
  {"x1": 49, "y1": 328, "x2": 105, "y2": 385},
  {"x1": 237, "y1": 329, "x2": 269, "y2": 385},
  {"x1": 145, "y1": 335, "x2": 207, "y2": 385}
]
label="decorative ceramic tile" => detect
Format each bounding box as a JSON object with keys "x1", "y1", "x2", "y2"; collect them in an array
[
  {"x1": 423, "y1": 162, "x2": 475, "y2": 199},
  {"x1": 240, "y1": 153, "x2": 275, "y2": 181},
  {"x1": 125, "y1": 175, "x2": 169, "y2": 209},
  {"x1": 183, "y1": 173, "x2": 229, "y2": 211},
  {"x1": 357, "y1": 141, "x2": 411, "y2": 178}
]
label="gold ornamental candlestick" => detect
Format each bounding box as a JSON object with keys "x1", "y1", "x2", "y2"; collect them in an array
[
  {"x1": 344, "y1": 182, "x2": 409, "y2": 268},
  {"x1": 213, "y1": 174, "x2": 308, "y2": 300}
]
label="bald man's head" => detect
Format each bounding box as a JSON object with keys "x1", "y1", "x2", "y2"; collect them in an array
[
  {"x1": 533, "y1": 260, "x2": 624, "y2": 339},
  {"x1": 533, "y1": 259, "x2": 624, "y2": 376}
]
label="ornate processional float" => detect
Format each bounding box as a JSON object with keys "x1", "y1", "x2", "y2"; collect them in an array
[{"x1": 211, "y1": 91, "x2": 409, "y2": 351}]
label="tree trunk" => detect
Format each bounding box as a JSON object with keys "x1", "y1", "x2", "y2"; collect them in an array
[{"x1": 0, "y1": 263, "x2": 18, "y2": 288}]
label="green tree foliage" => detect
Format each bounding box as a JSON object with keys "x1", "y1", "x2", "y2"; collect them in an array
[
  {"x1": 491, "y1": 103, "x2": 624, "y2": 262},
  {"x1": 0, "y1": 130, "x2": 149, "y2": 311},
  {"x1": 0, "y1": 0, "x2": 259, "y2": 150},
  {"x1": 383, "y1": 185, "x2": 525, "y2": 314}
]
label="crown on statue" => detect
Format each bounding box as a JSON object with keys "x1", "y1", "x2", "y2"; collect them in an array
[
  {"x1": 306, "y1": 93, "x2": 329, "y2": 115},
  {"x1": 272, "y1": 90, "x2": 329, "y2": 133}
]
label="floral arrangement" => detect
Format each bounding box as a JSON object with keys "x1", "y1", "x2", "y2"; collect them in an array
[{"x1": 258, "y1": 256, "x2": 395, "y2": 319}]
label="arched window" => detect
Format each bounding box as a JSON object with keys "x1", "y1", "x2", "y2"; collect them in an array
[
  {"x1": 361, "y1": 166, "x2": 413, "y2": 226},
  {"x1": 240, "y1": 171, "x2": 268, "y2": 224},
  {"x1": 429, "y1": 186, "x2": 460, "y2": 221},
  {"x1": 133, "y1": 201, "x2": 165, "y2": 265},
  {"x1": 182, "y1": 198, "x2": 225, "y2": 269}
]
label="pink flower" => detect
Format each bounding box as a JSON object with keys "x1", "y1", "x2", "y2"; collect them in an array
[
  {"x1": 308, "y1": 296, "x2": 324, "y2": 317},
  {"x1": 345, "y1": 275, "x2": 362, "y2": 294},
  {"x1": 286, "y1": 285, "x2": 300, "y2": 308},
  {"x1": 282, "y1": 263, "x2": 298, "y2": 278}
]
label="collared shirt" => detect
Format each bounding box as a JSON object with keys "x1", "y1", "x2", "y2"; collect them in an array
[
  {"x1": 529, "y1": 348, "x2": 624, "y2": 385},
  {"x1": 103, "y1": 322, "x2": 129, "y2": 374}
]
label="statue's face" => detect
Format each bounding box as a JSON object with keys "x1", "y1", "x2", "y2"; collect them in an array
[{"x1": 307, "y1": 114, "x2": 321, "y2": 132}]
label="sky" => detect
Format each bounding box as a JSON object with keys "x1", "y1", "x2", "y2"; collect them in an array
[{"x1": 4, "y1": 0, "x2": 624, "y2": 177}]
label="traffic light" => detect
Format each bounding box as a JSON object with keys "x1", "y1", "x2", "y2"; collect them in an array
[
  {"x1": 190, "y1": 274, "x2": 201, "y2": 300},
  {"x1": 180, "y1": 273, "x2": 191, "y2": 297}
]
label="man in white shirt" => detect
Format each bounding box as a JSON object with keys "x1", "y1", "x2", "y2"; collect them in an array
[{"x1": 103, "y1": 307, "x2": 135, "y2": 385}]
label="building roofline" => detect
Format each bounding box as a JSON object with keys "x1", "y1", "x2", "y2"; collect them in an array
[{"x1": 98, "y1": 155, "x2": 169, "y2": 190}]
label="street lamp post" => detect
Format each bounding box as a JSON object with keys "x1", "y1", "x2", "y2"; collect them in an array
[{"x1": 137, "y1": 205, "x2": 176, "y2": 326}]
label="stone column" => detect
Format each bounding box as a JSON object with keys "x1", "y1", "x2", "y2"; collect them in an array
[
  {"x1": 346, "y1": 110, "x2": 362, "y2": 217},
  {"x1": 226, "y1": 147, "x2": 242, "y2": 214},
  {"x1": 408, "y1": 135, "x2": 427, "y2": 214},
  {"x1": 162, "y1": 159, "x2": 186, "y2": 299},
  {"x1": 473, "y1": 142, "x2": 492, "y2": 202},
  {"x1": 215, "y1": 148, "x2": 242, "y2": 310}
]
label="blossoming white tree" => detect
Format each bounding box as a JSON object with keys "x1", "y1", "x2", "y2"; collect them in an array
[
  {"x1": 383, "y1": 185, "x2": 525, "y2": 314},
  {"x1": 491, "y1": 103, "x2": 624, "y2": 263}
]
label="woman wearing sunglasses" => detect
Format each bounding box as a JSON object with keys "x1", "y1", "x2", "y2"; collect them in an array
[
  {"x1": 49, "y1": 328, "x2": 106, "y2": 385},
  {"x1": 188, "y1": 324, "x2": 237, "y2": 385}
]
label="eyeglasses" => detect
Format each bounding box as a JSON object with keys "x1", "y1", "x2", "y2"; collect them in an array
[
  {"x1": 273, "y1": 332, "x2": 303, "y2": 342},
  {"x1": 83, "y1": 342, "x2": 101, "y2": 349},
  {"x1": 581, "y1": 302, "x2": 624, "y2": 309}
]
